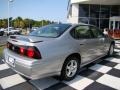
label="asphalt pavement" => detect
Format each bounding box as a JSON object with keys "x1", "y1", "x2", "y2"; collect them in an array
[{"x1": 0, "y1": 36, "x2": 8, "y2": 46}]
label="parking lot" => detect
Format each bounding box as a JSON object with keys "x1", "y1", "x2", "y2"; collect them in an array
[
  {"x1": 0, "y1": 44, "x2": 120, "y2": 90},
  {"x1": 0, "y1": 36, "x2": 8, "y2": 46}
]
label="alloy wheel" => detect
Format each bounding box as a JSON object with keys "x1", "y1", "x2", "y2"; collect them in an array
[{"x1": 66, "y1": 60, "x2": 78, "y2": 77}]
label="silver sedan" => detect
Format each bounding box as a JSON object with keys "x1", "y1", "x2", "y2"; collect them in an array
[{"x1": 3, "y1": 23, "x2": 115, "y2": 81}]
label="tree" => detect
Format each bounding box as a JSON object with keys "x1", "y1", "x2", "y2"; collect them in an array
[
  {"x1": 0, "y1": 20, "x2": 2, "y2": 28},
  {"x1": 13, "y1": 17, "x2": 23, "y2": 28},
  {"x1": 2, "y1": 19, "x2": 7, "y2": 28},
  {"x1": 0, "y1": 17, "x2": 55, "y2": 29},
  {"x1": 19, "y1": 20, "x2": 25, "y2": 28},
  {"x1": 24, "y1": 19, "x2": 30, "y2": 28}
]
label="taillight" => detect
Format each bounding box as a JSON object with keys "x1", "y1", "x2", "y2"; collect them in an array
[
  {"x1": 27, "y1": 47, "x2": 34, "y2": 58},
  {"x1": 20, "y1": 47, "x2": 25, "y2": 55},
  {"x1": 19, "y1": 46, "x2": 41, "y2": 59},
  {"x1": 7, "y1": 42, "x2": 41, "y2": 59}
]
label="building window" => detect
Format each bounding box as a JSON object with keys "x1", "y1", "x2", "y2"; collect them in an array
[
  {"x1": 79, "y1": 17, "x2": 89, "y2": 24},
  {"x1": 78, "y1": 4, "x2": 120, "y2": 29},
  {"x1": 100, "y1": 5, "x2": 110, "y2": 18},
  {"x1": 79, "y1": 4, "x2": 89, "y2": 17},
  {"x1": 90, "y1": 5, "x2": 100, "y2": 18},
  {"x1": 111, "y1": 5, "x2": 120, "y2": 16},
  {"x1": 100, "y1": 19, "x2": 109, "y2": 29},
  {"x1": 89, "y1": 18, "x2": 99, "y2": 27}
]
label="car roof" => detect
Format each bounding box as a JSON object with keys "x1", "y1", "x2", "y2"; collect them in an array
[
  {"x1": 57, "y1": 23, "x2": 95, "y2": 27},
  {"x1": 72, "y1": 23, "x2": 96, "y2": 27}
]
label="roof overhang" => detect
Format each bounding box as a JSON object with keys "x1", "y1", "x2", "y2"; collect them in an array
[{"x1": 71, "y1": 0, "x2": 120, "y2": 5}]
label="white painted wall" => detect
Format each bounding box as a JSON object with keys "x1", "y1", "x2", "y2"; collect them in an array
[{"x1": 67, "y1": 4, "x2": 79, "y2": 24}]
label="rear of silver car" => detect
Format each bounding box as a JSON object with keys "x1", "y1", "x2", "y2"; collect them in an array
[
  {"x1": 3, "y1": 35, "x2": 61, "y2": 79},
  {"x1": 3, "y1": 24, "x2": 72, "y2": 80},
  {"x1": 3, "y1": 24, "x2": 115, "y2": 81}
]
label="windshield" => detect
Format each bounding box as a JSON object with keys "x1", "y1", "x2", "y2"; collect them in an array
[{"x1": 29, "y1": 24, "x2": 71, "y2": 38}]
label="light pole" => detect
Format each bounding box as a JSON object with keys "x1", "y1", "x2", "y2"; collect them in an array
[{"x1": 7, "y1": 0, "x2": 13, "y2": 35}]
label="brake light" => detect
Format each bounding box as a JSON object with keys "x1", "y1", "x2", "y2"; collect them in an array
[
  {"x1": 20, "y1": 47, "x2": 25, "y2": 55},
  {"x1": 19, "y1": 46, "x2": 41, "y2": 59},
  {"x1": 27, "y1": 47, "x2": 34, "y2": 58},
  {"x1": 7, "y1": 42, "x2": 41, "y2": 59}
]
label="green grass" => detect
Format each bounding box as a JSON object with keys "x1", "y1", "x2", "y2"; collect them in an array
[{"x1": 0, "y1": 46, "x2": 5, "y2": 56}]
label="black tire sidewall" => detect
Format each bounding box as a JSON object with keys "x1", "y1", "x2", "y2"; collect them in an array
[{"x1": 108, "y1": 44, "x2": 114, "y2": 56}]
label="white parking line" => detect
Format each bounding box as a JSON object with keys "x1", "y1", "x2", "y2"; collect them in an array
[
  {"x1": 114, "y1": 64, "x2": 120, "y2": 70},
  {"x1": 64, "y1": 76, "x2": 94, "y2": 90},
  {"x1": 30, "y1": 77, "x2": 59, "y2": 90},
  {"x1": 105, "y1": 58, "x2": 120, "y2": 64},
  {"x1": 97, "y1": 74, "x2": 120, "y2": 90},
  {"x1": 89, "y1": 64, "x2": 112, "y2": 73},
  {"x1": 0, "y1": 64, "x2": 9, "y2": 71},
  {"x1": 0, "y1": 74, "x2": 26, "y2": 89},
  {"x1": 114, "y1": 49, "x2": 120, "y2": 52}
]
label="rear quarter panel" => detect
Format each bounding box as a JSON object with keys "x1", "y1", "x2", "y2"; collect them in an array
[{"x1": 33, "y1": 34, "x2": 80, "y2": 72}]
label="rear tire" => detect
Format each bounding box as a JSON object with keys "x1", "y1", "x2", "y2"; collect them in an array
[
  {"x1": 60, "y1": 56, "x2": 80, "y2": 81},
  {"x1": 108, "y1": 43, "x2": 115, "y2": 56}
]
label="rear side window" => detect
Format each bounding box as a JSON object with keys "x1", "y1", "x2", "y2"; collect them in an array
[
  {"x1": 90, "y1": 26, "x2": 104, "y2": 38},
  {"x1": 70, "y1": 25, "x2": 93, "y2": 39},
  {"x1": 29, "y1": 24, "x2": 71, "y2": 38}
]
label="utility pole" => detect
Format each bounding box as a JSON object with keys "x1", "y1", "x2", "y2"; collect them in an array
[{"x1": 7, "y1": 0, "x2": 13, "y2": 35}]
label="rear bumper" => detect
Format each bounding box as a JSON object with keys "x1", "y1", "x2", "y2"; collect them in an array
[
  {"x1": 2, "y1": 58, "x2": 34, "y2": 79},
  {"x1": 3, "y1": 48, "x2": 61, "y2": 80}
]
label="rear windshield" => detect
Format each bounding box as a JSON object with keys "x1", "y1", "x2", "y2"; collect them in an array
[{"x1": 29, "y1": 24, "x2": 71, "y2": 38}]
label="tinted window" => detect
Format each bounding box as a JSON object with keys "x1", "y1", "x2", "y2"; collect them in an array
[
  {"x1": 90, "y1": 5, "x2": 100, "y2": 18},
  {"x1": 90, "y1": 26, "x2": 104, "y2": 38},
  {"x1": 78, "y1": 4, "x2": 120, "y2": 29},
  {"x1": 29, "y1": 24, "x2": 71, "y2": 38},
  {"x1": 89, "y1": 18, "x2": 99, "y2": 27},
  {"x1": 111, "y1": 5, "x2": 120, "y2": 16},
  {"x1": 100, "y1": 19, "x2": 109, "y2": 29},
  {"x1": 79, "y1": 18, "x2": 89, "y2": 24},
  {"x1": 71, "y1": 25, "x2": 93, "y2": 39},
  {"x1": 79, "y1": 4, "x2": 89, "y2": 17},
  {"x1": 100, "y1": 5, "x2": 110, "y2": 18}
]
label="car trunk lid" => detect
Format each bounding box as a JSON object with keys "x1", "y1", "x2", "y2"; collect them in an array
[{"x1": 9, "y1": 35, "x2": 55, "y2": 43}]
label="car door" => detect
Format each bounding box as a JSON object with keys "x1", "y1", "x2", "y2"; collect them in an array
[
  {"x1": 70, "y1": 25, "x2": 99, "y2": 65},
  {"x1": 90, "y1": 26, "x2": 108, "y2": 55}
]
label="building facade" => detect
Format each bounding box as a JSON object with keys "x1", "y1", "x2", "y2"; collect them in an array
[{"x1": 67, "y1": 0, "x2": 120, "y2": 29}]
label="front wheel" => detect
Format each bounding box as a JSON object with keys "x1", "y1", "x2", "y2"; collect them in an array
[
  {"x1": 108, "y1": 43, "x2": 115, "y2": 56},
  {"x1": 60, "y1": 57, "x2": 80, "y2": 81}
]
